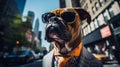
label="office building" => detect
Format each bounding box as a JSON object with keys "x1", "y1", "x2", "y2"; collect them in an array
[
  {"x1": 27, "y1": 11, "x2": 35, "y2": 25},
  {"x1": 34, "y1": 18, "x2": 39, "y2": 37},
  {"x1": 79, "y1": 0, "x2": 120, "y2": 61},
  {"x1": 15, "y1": 0, "x2": 26, "y2": 14},
  {"x1": 59, "y1": 0, "x2": 80, "y2": 8}
]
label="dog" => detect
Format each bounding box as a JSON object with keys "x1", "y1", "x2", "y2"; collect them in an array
[{"x1": 41, "y1": 7, "x2": 103, "y2": 67}]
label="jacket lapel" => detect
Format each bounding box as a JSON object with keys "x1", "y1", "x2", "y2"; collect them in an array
[{"x1": 42, "y1": 50, "x2": 54, "y2": 67}]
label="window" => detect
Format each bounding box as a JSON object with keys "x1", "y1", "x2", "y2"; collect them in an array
[
  {"x1": 87, "y1": 25, "x2": 91, "y2": 33},
  {"x1": 71, "y1": 0, "x2": 80, "y2": 7},
  {"x1": 84, "y1": 4, "x2": 88, "y2": 10},
  {"x1": 92, "y1": 7, "x2": 96, "y2": 14},
  {"x1": 99, "y1": 0, "x2": 104, "y2": 7},
  {"x1": 95, "y1": 3, "x2": 99, "y2": 11},
  {"x1": 89, "y1": 0, "x2": 92, "y2": 3},
  {"x1": 81, "y1": 0, "x2": 86, "y2": 7},
  {"x1": 108, "y1": 6, "x2": 115, "y2": 18},
  {"x1": 94, "y1": 19, "x2": 99, "y2": 28},
  {"x1": 103, "y1": 11, "x2": 109, "y2": 22},
  {"x1": 90, "y1": 22, "x2": 95, "y2": 31},
  {"x1": 97, "y1": 17, "x2": 101, "y2": 26},
  {"x1": 83, "y1": 27, "x2": 86, "y2": 36},
  {"x1": 81, "y1": 29, "x2": 84, "y2": 37},
  {"x1": 83, "y1": 26, "x2": 90, "y2": 35}
]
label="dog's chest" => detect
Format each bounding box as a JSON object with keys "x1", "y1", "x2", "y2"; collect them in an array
[{"x1": 53, "y1": 56, "x2": 80, "y2": 67}]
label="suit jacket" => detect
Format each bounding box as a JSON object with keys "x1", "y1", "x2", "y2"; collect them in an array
[{"x1": 42, "y1": 47, "x2": 103, "y2": 67}]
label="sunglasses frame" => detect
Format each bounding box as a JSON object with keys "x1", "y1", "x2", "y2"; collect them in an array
[{"x1": 42, "y1": 11, "x2": 77, "y2": 24}]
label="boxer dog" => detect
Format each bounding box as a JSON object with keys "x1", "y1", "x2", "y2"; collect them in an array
[{"x1": 41, "y1": 7, "x2": 103, "y2": 67}]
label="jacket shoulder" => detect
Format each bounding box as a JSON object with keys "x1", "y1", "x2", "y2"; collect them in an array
[{"x1": 78, "y1": 47, "x2": 103, "y2": 67}]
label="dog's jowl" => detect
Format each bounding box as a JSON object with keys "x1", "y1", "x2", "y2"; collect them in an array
[{"x1": 42, "y1": 7, "x2": 103, "y2": 67}]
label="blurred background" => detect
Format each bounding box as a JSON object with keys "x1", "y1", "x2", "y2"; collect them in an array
[{"x1": 0, "y1": 0, "x2": 120, "y2": 67}]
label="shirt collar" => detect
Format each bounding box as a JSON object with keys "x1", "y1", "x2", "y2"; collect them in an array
[{"x1": 54, "y1": 43, "x2": 83, "y2": 57}]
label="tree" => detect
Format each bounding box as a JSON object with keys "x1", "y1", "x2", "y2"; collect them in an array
[{"x1": 3, "y1": 14, "x2": 32, "y2": 51}]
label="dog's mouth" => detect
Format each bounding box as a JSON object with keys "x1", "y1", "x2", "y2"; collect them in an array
[
  {"x1": 49, "y1": 32, "x2": 66, "y2": 50},
  {"x1": 49, "y1": 32, "x2": 65, "y2": 44},
  {"x1": 47, "y1": 27, "x2": 72, "y2": 55}
]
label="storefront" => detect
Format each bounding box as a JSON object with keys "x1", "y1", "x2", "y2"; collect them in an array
[
  {"x1": 82, "y1": 13, "x2": 120, "y2": 63},
  {"x1": 82, "y1": 25, "x2": 114, "y2": 61}
]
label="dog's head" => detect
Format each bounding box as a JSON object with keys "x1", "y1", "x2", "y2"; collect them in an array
[{"x1": 42, "y1": 8, "x2": 91, "y2": 56}]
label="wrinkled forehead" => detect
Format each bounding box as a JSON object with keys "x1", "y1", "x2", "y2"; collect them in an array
[{"x1": 52, "y1": 8, "x2": 77, "y2": 15}]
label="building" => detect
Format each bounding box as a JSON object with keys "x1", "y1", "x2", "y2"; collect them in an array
[
  {"x1": 27, "y1": 11, "x2": 35, "y2": 26},
  {"x1": 0, "y1": 0, "x2": 19, "y2": 16},
  {"x1": 33, "y1": 18, "x2": 41, "y2": 49},
  {"x1": 34, "y1": 18, "x2": 39, "y2": 37},
  {"x1": 59, "y1": 0, "x2": 66, "y2": 8},
  {"x1": 59, "y1": 0, "x2": 80, "y2": 8},
  {"x1": 38, "y1": 31, "x2": 42, "y2": 48},
  {"x1": 15, "y1": 0, "x2": 26, "y2": 14},
  {"x1": 79, "y1": 0, "x2": 120, "y2": 61}
]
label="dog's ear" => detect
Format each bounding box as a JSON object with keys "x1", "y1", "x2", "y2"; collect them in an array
[{"x1": 75, "y1": 8, "x2": 91, "y2": 24}]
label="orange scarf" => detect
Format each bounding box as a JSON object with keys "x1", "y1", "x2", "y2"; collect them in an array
[{"x1": 54, "y1": 43, "x2": 83, "y2": 67}]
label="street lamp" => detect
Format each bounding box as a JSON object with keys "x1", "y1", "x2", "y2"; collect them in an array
[{"x1": 16, "y1": 40, "x2": 20, "y2": 45}]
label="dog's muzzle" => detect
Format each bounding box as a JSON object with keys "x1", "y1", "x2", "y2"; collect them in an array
[{"x1": 45, "y1": 16, "x2": 72, "y2": 42}]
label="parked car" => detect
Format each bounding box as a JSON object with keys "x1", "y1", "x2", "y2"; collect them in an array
[{"x1": 3, "y1": 50, "x2": 39, "y2": 66}]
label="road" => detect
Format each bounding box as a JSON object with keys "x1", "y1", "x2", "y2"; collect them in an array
[
  {"x1": 1, "y1": 59, "x2": 119, "y2": 67},
  {"x1": 14, "y1": 60, "x2": 120, "y2": 67},
  {"x1": 11, "y1": 60, "x2": 42, "y2": 67},
  {"x1": 22, "y1": 61, "x2": 120, "y2": 67}
]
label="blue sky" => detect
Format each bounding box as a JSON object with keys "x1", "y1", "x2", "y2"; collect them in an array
[{"x1": 23, "y1": 0, "x2": 59, "y2": 50}]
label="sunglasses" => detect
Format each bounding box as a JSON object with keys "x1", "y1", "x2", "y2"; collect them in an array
[{"x1": 42, "y1": 11, "x2": 76, "y2": 24}]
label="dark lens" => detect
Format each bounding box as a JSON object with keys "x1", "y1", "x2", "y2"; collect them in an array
[
  {"x1": 42, "y1": 12, "x2": 55, "y2": 23},
  {"x1": 61, "y1": 11, "x2": 76, "y2": 23}
]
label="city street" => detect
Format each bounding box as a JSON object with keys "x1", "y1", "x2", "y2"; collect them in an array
[
  {"x1": 1, "y1": 59, "x2": 120, "y2": 67},
  {"x1": 6, "y1": 60, "x2": 119, "y2": 67},
  {"x1": 18, "y1": 63, "x2": 120, "y2": 67},
  {"x1": 9, "y1": 60, "x2": 42, "y2": 67},
  {"x1": 0, "y1": 0, "x2": 120, "y2": 67}
]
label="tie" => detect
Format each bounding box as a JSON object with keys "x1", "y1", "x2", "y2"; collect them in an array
[
  {"x1": 55, "y1": 56, "x2": 79, "y2": 67},
  {"x1": 54, "y1": 43, "x2": 83, "y2": 67}
]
